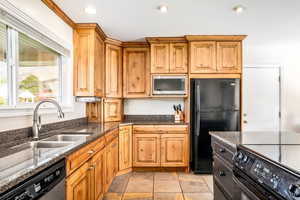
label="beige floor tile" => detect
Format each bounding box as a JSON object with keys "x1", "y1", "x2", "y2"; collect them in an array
[
  {"x1": 103, "y1": 193, "x2": 123, "y2": 200},
  {"x1": 202, "y1": 175, "x2": 213, "y2": 192},
  {"x1": 154, "y1": 193, "x2": 184, "y2": 200},
  {"x1": 183, "y1": 193, "x2": 213, "y2": 200},
  {"x1": 122, "y1": 193, "x2": 153, "y2": 200},
  {"x1": 130, "y1": 172, "x2": 154, "y2": 181},
  {"x1": 154, "y1": 180, "x2": 181, "y2": 192},
  {"x1": 154, "y1": 172, "x2": 178, "y2": 181},
  {"x1": 180, "y1": 181, "x2": 210, "y2": 193},
  {"x1": 126, "y1": 180, "x2": 153, "y2": 193},
  {"x1": 178, "y1": 173, "x2": 206, "y2": 183}
]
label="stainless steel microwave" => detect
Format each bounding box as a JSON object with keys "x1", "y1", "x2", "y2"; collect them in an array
[{"x1": 152, "y1": 75, "x2": 187, "y2": 95}]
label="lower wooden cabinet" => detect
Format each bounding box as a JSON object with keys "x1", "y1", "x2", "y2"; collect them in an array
[
  {"x1": 132, "y1": 125, "x2": 189, "y2": 168},
  {"x1": 105, "y1": 137, "x2": 119, "y2": 191},
  {"x1": 161, "y1": 134, "x2": 188, "y2": 167},
  {"x1": 119, "y1": 125, "x2": 132, "y2": 171},
  {"x1": 66, "y1": 162, "x2": 91, "y2": 200},
  {"x1": 133, "y1": 134, "x2": 161, "y2": 167},
  {"x1": 90, "y1": 149, "x2": 106, "y2": 200}
]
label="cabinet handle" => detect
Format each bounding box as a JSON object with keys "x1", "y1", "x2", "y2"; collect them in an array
[
  {"x1": 219, "y1": 171, "x2": 226, "y2": 177},
  {"x1": 140, "y1": 149, "x2": 144, "y2": 152},
  {"x1": 87, "y1": 150, "x2": 95, "y2": 154},
  {"x1": 219, "y1": 148, "x2": 226, "y2": 153}
]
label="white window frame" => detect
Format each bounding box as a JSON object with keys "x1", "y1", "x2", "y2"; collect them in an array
[{"x1": 0, "y1": 0, "x2": 74, "y2": 117}]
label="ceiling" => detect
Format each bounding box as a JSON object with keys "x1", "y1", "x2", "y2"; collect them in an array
[{"x1": 53, "y1": 0, "x2": 300, "y2": 45}]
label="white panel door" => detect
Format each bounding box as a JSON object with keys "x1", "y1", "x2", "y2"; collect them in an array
[{"x1": 243, "y1": 67, "x2": 280, "y2": 131}]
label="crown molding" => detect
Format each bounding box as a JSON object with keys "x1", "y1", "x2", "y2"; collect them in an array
[{"x1": 185, "y1": 35, "x2": 247, "y2": 41}]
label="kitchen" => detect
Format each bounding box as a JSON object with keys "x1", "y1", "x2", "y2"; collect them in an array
[{"x1": 0, "y1": 0, "x2": 299, "y2": 200}]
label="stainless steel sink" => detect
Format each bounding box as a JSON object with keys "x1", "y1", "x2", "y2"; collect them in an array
[
  {"x1": 42, "y1": 134, "x2": 90, "y2": 142},
  {"x1": 10, "y1": 141, "x2": 74, "y2": 150}
]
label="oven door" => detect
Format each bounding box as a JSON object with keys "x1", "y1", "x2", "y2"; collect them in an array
[{"x1": 233, "y1": 169, "x2": 282, "y2": 200}]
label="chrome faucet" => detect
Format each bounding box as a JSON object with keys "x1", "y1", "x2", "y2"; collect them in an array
[{"x1": 32, "y1": 99, "x2": 65, "y2": 140}]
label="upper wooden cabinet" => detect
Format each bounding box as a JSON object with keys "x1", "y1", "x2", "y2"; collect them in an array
[
  {"x1": 170, "y1": 43, "x2": 188, "y2": 73},
  {"x1": 73, "y1": 24, "x2": 105, "y2": 97},
  {"x1": 105, "y1": 43, "x2": 123, "y2": 98},
  {"x1": 123, "y1": 46, "x2": 150, "y2": 98},
  {"x1": 151, "y1": 44, "x2": 170, "y2": 73},
  {"x1": 189, "y1": 41, "x2": 216, "y2": 73},
  {"x1": 86, "y1": 102, "x2": 102, "y2": 123},
  {"x1": 217, "y1": 42, "x2": 242, "y2": 73},
  {"x1": 103, "y1": 98, "x2": 122, "y2": 122},
  {"x1": 149, "y1": 40, "x2": 188, "y2": 74}
]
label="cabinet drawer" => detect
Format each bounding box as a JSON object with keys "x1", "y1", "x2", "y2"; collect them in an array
[
  {"x1": 92, "y1": 137, "x2": 106, "y2": 153},
  {"x1": 213, "y1": 155, "x2": 236, "y2": 199},
  {"x1": 66, "y1": 142, "x2": 95, "y2": 176},
  {"x1": 133, "y1": 125, "x2": 188, "y2": 134},
  {"x1": 105, "y1": 128, "x2": 119, "y2": 143},
  {"x1": 212, "y1": 142, "x2": 234, "y2": 164},
  {"x1": 119, "y1": 125, "x2": 131, "y2": 133}
]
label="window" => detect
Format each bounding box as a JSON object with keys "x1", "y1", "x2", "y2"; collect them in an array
[{"x1": 0, "y1": 21, "x2": 63, "y2": 107}]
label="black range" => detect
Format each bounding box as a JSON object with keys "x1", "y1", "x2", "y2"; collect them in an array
[{"x1": 233, "y1": 131, "x2": 300, "y2": 200}]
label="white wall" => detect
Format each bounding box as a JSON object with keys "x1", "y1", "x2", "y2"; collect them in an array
[
  {"x1": 0, "y1": 0, "x2": 86, "y2": 132},
  {"x1": 124, "y1": 99, "x2": 184, "y2": 115},
  {"x1": 244, "y1": 41, "x2": 300, "y2": 132}
]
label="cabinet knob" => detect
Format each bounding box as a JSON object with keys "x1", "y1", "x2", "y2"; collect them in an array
[{"x1": 87, "y1": 150, "x2": 95, "y2": 154}]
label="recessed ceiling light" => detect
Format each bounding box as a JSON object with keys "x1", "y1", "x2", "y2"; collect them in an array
[
  {"x1": 85, "y1": 6, "x2": 96, "y2": 14},
  {"x1": 158, "y1": 4, "x2": 168, "y2": 13},
  {"x1": 233, "y1": 5, "x2": 246, "y2": 14}
]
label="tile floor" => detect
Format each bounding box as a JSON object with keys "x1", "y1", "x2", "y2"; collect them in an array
[{"x1": 104, "y1": 172, "x2": 213, "y2": 200}]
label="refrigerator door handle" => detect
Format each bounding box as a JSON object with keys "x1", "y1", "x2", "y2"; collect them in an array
[{"x1": 195, "y1": 84, "x2": 201, "y2": 137}]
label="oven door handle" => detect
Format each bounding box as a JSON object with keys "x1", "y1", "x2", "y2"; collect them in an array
[{"x1": 233, "y1": 174, "x2": 265, "y2": 200}]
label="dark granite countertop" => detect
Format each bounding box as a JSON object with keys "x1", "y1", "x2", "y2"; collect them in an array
[
  {"x1": 0, "y1": 122, "x2": 122, "y2": 194},
  {"x1": 0, "y1": 119, "x2": 188, "y2": 194}
]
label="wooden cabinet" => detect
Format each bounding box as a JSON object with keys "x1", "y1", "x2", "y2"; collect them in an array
[
  {"x1": 150, "y1": 44, "x2": 169, "y2": 73},
  {"x1": 161, "y1": 134, "x2": 188, "y2": 167},
  {"x1": 105, "y1": 137, "x2": 119, "y2": 191},
  {"x1": 86, "y1": 102, "x2": 102, "y2": 123},
  {"x1": 103, "y1": 98, "x2": 122, "y2": 122},
  {"x1": 73, "y1": 24, "x2": 105, "y2": 97},
  {"x1": 90, "y1": 149, "x2": 106, "y2": 200},
  {"x1": 189, "y1": 41, "x2": 216, "y2": 73},
  {"x1": 119, "y1": 125, "x2": 132, "y2": 171},
  {"x1": 66, "y1": 162, "x2": 91, "y2": 200},
  {"x1": 150, "y1": 43, "x2": 187, "y2": 73},
  {"x1": 123, "y1": 47, "x2": 150, "y2": 98},
  {"x1": 170, "y1": 43, "x2": 188, "y2": 73},
  {"x1": 133, "y1": 134, "x2": 161, "y2": 167},
  {"x1": 133, "y1": 125, "x2": 189, "y2": 168},
  {"x1": 217, "y1": 42, "x2": 241, "y2": 73},
  {"x1": 105, "y1": 44, "x2": 122, "y2": 97}
]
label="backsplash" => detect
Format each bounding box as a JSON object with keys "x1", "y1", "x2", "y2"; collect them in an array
[
  {"x1": 124, "y1": 99, "x2": 185, "y2": 115},
  {"x1": 124, "y1": 115, "x2": 175, "y2": 122}
]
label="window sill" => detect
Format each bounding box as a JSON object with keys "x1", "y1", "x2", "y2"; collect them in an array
[{"x1": 0, "y1": 105, "x2": 75, "y2": 118}]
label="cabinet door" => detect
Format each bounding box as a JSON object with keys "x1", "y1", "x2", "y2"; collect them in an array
[
  {"x1": 161, "y1": 134, "x2": 188, "y2": 167},
  {"x1": 86, "y1": 102, "x2": 102, "y2": 123},
  {"x1": 73, "y1": 29, "x2": 94, "y2": 96},
  {"x1": 150, "y1": 44, "x2": 169, "y2": 73},
  {"x1": 133, "y1": 134, "x2": 160, "y2": 167},
  {"x1": 105, "y1": 138, "x2": 119, "y2": 191},
  {"x1": 190, "y1": 42, "x2": 216, "y2": 73},
  {"x1": 105, "y1": 44, "x2": 122, "y2": 97},
  {"x1": 103, "y1": 98, "x2": 122, "y2": 122},
  {"x1": 94, "y1": 34, "x2": 105, "y2": 97},
  {"x1": 119, "y1": 126, "x2": 132, "y2": 170},
  {"x1": 170, "y1": 43, "x2": 188, "y2": 73},
  {"x1": 91, "y1": 149, "x2": 106, "y2": 200},
  {"x1": 217, "y1": 42, "x2": 242, "y2": 73},
  {"x1": 66, "y1": 162, "x2": 91, "y2": 200},
  {"x1": 123, "y1": 48, "x2": 150, "y2": 98}
]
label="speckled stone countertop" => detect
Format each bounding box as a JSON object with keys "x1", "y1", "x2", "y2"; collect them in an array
[
  {"x1": 0, "y1": 122, "x2": 123, "y2": 194},
  {"x1": 0, "y1": 119, "x2": 188, "y2": 194}
]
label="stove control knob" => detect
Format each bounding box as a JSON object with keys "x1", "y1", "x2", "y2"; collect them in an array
[
  {"x1": 289, "y1": 184, "x2": 300, "y2": 197},
  {"x1": 237, "y1": 152, "x2": 244, "y2": 161}
]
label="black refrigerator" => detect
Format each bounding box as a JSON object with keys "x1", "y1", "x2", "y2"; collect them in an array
[{"x1": 190, "y1": 79, "x2": 240, "y2": 174}]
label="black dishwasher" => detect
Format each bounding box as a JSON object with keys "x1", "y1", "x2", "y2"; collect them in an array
[{"x1": 0, "y1": 159, "x2": 65, "y2": 200}]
